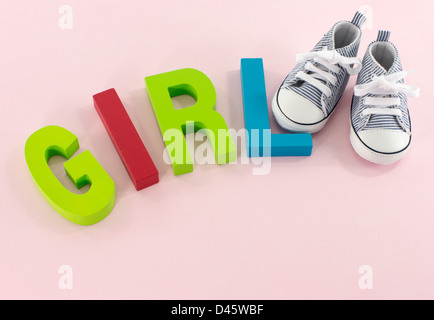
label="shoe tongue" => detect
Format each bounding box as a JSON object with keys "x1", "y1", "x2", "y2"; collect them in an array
[
  {"x1": 308, "y1": 21, "x2": 359, "y2": 74},
  {"x1": 320, "y1": 11, "x2": 366, "y2": 56},
  {"x1": 294, "y1": 18, "x2": 363, "y2": 106},
  {"x1": 366, "y1": 31, "x2": 402, "y2": 76},
  {"x1": 360, "y1": 31, "x2": 405, "y2": 132},
  {"x1": 286, "y1": 12, "x2": 367, "y2": 116},
  {"x1": 312, "y1": 22, "x2": 360, "y2": 59},
  {"x1": 309, "y1": 11, "x2": 365, "y2": 59}
]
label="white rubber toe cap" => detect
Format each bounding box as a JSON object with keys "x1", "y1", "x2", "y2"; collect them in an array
[
  {"x1": 357, "y1": 129, "x2": 411, "y2": 154},
  {"x1": 276, "y1": 89, "x2": 324, "y2": 125}
]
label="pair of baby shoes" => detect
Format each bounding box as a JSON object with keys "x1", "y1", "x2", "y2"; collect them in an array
[{"x1": 272, "y1": 11, "x2": 419, "y2": 164}]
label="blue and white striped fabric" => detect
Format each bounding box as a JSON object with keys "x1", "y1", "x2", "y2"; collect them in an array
[
  {"x1": 281, "y1": 11, "x2": 366, "y2": 115},
  {"x1": 351, "y1": 31, "x2": 410, "y2": 133}
]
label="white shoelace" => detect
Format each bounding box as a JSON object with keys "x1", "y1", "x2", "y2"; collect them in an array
[
  {"x1": 294, "y1": 47, "x2": 362, "y2": 116},
  {"x1": 354, "y1": 71, "x2": 420, "y2": 118}
]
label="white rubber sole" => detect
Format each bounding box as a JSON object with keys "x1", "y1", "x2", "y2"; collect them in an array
[
  {"x1": 350, "y1": 124, "x2": 409, "y2": 165},
  {"x1": 271, "y1": 92, "x2": 329, "y2": 133}
]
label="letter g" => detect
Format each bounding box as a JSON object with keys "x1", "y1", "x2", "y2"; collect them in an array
[{"x1": 25, "y1": 125, "x2": 116, "y2": 225}]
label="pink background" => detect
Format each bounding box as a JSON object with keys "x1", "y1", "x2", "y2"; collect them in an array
[{"x1": 1, "y1": 0, "x2": 433, "y2": 299}]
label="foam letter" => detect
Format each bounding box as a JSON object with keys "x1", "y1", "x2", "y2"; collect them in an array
[
  {"x1": 93, "y1": 88, "x2": 159, "y2": 190},
  {"x1": 145, "y1": 68, "x2": 237, "y2": 175},
  {"x1": 240, "y1": 58, "x2": 313, "y2": 156},
  {"x1": 24, "y1": 126, "x2": 116, "y2": 225}
]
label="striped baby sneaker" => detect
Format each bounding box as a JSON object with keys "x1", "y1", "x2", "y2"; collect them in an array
[
  {"x1": 272, "y1": 11, "x2": 366, "y2": 133},
  {"x1": 350, "y1": 30, "x2": 420, "y2": 165}
]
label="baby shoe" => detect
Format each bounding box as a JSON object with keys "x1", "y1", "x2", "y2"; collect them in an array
[
  {"x1": 272, "y1": 11, "x2": 366, "y2": 133},
  {"x1": 350, "y1": 30, "x2": 420, "y2": 164}
]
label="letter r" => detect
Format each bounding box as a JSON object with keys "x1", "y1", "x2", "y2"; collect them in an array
[{"x1": 145, "y1": 68, "x2": 237, "y2": 175}]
